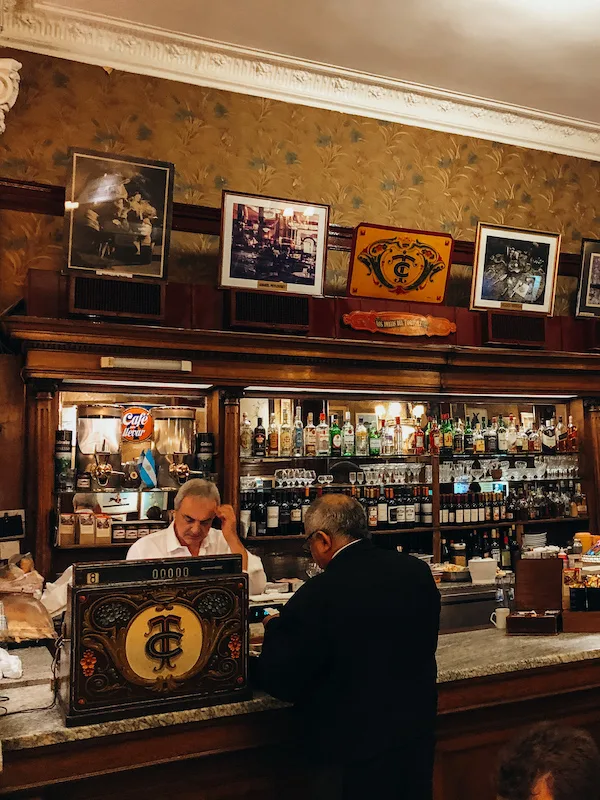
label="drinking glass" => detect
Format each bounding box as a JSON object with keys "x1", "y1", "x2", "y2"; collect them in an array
[
  {"x1": 308, "y1": 470, "x2": 316, "y2": 484},
  {"x1": 325, "y1": 474, "x2": 334, "y2": 486},
  {"x1": 357, "y1": 472, "x2": 365, "y2": 485},
  {"x1": 318, "y1": 474, "x2": 327, "y2": 486},
  {"x1": 349, "y1": 472, "x2": 357, "y2": 486}
]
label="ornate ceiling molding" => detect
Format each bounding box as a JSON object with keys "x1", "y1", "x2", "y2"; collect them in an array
[
  {"x1": 0, "y1": 57, "x2": 22, "y2": 135},
  {"x1": 3, "y1": 2, "x2": 600, "y2": 160}
]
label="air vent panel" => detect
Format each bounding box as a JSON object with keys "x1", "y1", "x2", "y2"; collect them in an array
[
  {"x1": 69, "y1": 276, "x2": 164, "y2": 321},
  {"x1": 229, "y1": 290, "x2": 310, "y2": 332},
  {"x1": 483, "y1": 312, "x2": 546, "y2": 348}
]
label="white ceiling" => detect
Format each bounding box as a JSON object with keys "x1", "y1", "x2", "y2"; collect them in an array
[
  {"x1": 3, "y1": 0, "x2": 600, "y2": 158},
  {"x1": 49, "y1": 0, "x2": 600, "y2": 122}
]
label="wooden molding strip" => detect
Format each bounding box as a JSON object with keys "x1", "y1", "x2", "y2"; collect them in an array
[{"x1": 0, "y1": 177, "x2": 581, "y2": 276}]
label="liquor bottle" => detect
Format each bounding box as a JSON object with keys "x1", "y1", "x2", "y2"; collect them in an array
[
  {"x1": 413, "y1": 487, "x2": 422, "y2": 525},
  {"x1": 377, "y1": 486, "x2": 388, "y2": 530},
  {"x1": 301, "y1": 486, "x2": 312, "y2": 524},
  {"x1": 429, "y1": 418, "x2": 441, "y2": 456},
  {"x1": 396, "y1": 488, "x2": 406, "y2": 528},
  {"x1": 367, "y1": 489, "x2": 378, "y2": 530},
  {"x1": 316, "y1": 413, "x2": 330, "y2": 456},
  {"x1": 528, "y1": 424, "x2": 542, "y2": 453},
  {"x1": 355, "y1": 417, "x2": 369, "y2": 456},
  {"x1": 382, "y1": 419, "x2": 396, "y2": 456},
  {"x1": 387, "y1": 488, "x2": 398, "y2": 528},
  {"x1": 422, "y1": 489, "x2": 433, "y2": 526},
  {"x1": 239, "y1": 492, "x2": 252, "y2": 538},
  {"x1": 424, "y1": 416, "x2": 433, "y2": 452},
  {"x1": 484, "y1": 492, "x2": 492, "y2": 522},
  {"x1": 507, "y1": 415, "x2": 517, "y2": 454},
  {"x1": 414, "y1": 420, "x2": 425, "y2": 455},
  {"x1": 255, "y1": 488, "x2": 267, "y2": 536},
  {"x1": 405, "y1": 489, "x2": 416, "y2": 527},
  {"x1": 453, "y1": 418, "x2": 464, "y2": 455},
  {"x1": 253, "y1": 417, "x2": 266, "y2": 457},
  {"x1": 342, "y1": 411, "x2": 355, "y2": 456},
  {"x1": 485, "y1": 417, "x2": 498, "y2": 454},
  {"x1": 499, "y1": 492, "x2": 507, "y2": 521},
  {"x1": 477, "y1": 493, "x2": 486, "y2": 523},
  {"x1": 497, "y1": 415, "x2": 508, "y2": 454},
  {"x1": 464, "y1": 416, "x2": 474, "y2": 454},
  {"x1": 267, "y1": 413, "x2": 279, "y2": 457},
  {"x1": 568, "y1": 415, "x2": 579, "y2": 452},
  {"x1": 279, "y1": 492, "x2": 291, "y2": 536},
  {"x1": 290, "y1": 492, "x2": 303, "y2": 535},
  {"x1": 240, "y1": 412, "x2": 253, "y2": 457},
  {"x1": 473, "y1": 423, "x2": 485, "y2": 454},
  {"x1": 575, "y1": 483, "x2": 588, "y2": 517},
  {"x1": 470, "y1": 531, "x2": 483, "y2": 559},
  {"x1": 441, "y1": 414, "x2": 453, "y2": 457},
  {"x1": 500, "y1": 535, "x2": 512, "y2": 569},
  {"x1": 440, "y1": 494, "x2": 449, "y2": 525},
  {"x1": 441, "y1": 538, "x2": 450, "y2": 563},
  {"x1": 330, "y1": 414, "x2": 342, "y2": 457},
  {"x1": 542, "y1": 418, "x2": 557, "y2": 454},
  {"x1": 515, "y1": 424, "x2": 528, "y2": 454},
  {"x1": 280, "y1": 410, "x2": 293, "y2": 457},
  {"x1": 492, "y1": 493, "x2": 501, "y2": 522},
  {"x1": 482, "y1": 531, "x2": 491, "y2": 559},
  {"x1": 464, "y1": 493, "x2": 472, "y2": 524},
  {"x1": 369, "y1": 419, "x2": 383, "y2": 457},
  {"x1": 448, "y1": 494, "x2": 455, "y2": 525},
  {"x1": 455, "y1": 496, "x2": 464, "y2": 525},
  {"x1": 267, "y1": 491, "x2": 280, "y2": 534},
  {"x1": 293, "y1": 406, "x2": 304, "y2": 457},
  {"x1": 491, "y1": 529, "x2": 501, "y2": 563},
  {"x1": 556, "y1": 416, "x2": 567, "y2": 452},
  {"x1": 394, "y1": 416, "x2": 404, "y2": 455},
  {"x1": 304, "y1": 412, "x2": 317, "y2": 456}
]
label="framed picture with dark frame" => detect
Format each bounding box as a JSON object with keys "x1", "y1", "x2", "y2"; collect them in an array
[
  {"x1": 64, "y1": 148, "x2": 174, "y2": 280},
  {"x1": 219, "y1": 191, "x2": 329, "y2": 296},
  {"x1": 576, "y1": 238, "x2": 600, "y2": 318},
  {"x1": 470, "y1": 222, "x2": 561, "y2": 316}
]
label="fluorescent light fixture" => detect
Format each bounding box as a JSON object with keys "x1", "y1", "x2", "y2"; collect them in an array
[
  {"x1": 244, "y1": 386, "x2": 577, "y2": 399},
  {"x1": 64, "y1": 201, "x2": 79, "y2": 210},
  {"x1": 101, "y1": 357, "x2": 192, "y2": 372},
  {"x1": 63, "y1": 379, "x2": 212, "y2": 389},
  {"x1": 282, "y1": 207, "x2": 294, "y2": 217}
]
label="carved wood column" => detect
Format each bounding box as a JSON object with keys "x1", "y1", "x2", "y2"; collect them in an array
[
  {"x1": 222, "y1": 391, "x2": 241, "y2": 518},
  {"x1": 0, "y1": 58, "x2": 22, "y2": 135},
  {"x1": 584, "y1": 401, "x2": 600, "y2": 535},
  {"x1": 26, "y1": 380, "x2": 59, "y2": 578}
]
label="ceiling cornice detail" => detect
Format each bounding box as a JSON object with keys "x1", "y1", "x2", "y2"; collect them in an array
[{"x1": 4, "y1": 2, "x2": 600, "y2": 161}]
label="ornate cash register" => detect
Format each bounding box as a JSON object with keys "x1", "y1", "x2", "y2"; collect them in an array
[{"x1": 58, "y1": 555, "x2": 249, "y2": 726}]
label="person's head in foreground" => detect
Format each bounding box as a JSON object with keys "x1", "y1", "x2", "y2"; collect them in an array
[
  {"x1": 497, "y1": 722, "x2": 600, "y2": 800},
  {"x1": 173, "y1": 479, "x2": 220, "y2": 551},
  {"x1": 302, "y1": 494, "x2": 368, "y2": 570}
]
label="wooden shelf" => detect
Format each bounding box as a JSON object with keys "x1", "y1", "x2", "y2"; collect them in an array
[
  {"x1": 441, "y1": 516, "x2": 589, "y2": 532},
  {"x1": 246, "y1": 526, "x2": 434, "y2": 541},
  {"x1": 241, "y1": 454, "x2": 432, "y2": 463}
]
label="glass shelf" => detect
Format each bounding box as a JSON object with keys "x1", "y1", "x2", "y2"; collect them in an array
[
  {"x1": 240, "y1": 454, "x2": 432, "y2": 464},
  {"x1": 441, "y1": 516, "x2": 588, "y2": 532}
]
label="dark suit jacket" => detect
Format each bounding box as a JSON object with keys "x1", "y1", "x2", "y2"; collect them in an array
[{"x1": 255, "y1": 538, "x2": 440, "y2": 760}]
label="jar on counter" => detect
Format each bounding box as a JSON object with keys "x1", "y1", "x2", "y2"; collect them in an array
[
  {"x1": 451, "y1": 542, "x2": 467, "y2": 568},
  {"x1": 125, "y1": 526, "x2": 138, "y2": 542},
  {"x1": 112, "y1": 526, "x2": 126, "y2": 544}
]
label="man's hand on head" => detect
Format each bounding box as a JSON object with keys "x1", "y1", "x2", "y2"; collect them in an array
[{"x1": 216, "y1": 504, "x2": 239, "y2": 540}]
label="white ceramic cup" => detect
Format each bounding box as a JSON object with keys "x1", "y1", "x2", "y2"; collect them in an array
[{"x1": 490, "y1": 608, "x2": 510, "y2": 629}]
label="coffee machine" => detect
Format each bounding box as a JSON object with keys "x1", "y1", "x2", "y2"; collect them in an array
[
  {"x1": 151, "y1": 407, "x2": 196, "y2": 489},
  {"x1": 76, "y1": 405, "x2": 123, "y2": 491}
]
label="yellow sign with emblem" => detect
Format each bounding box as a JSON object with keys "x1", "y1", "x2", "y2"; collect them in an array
[{"x1": 348, "y1": 224, "x2": 454, "y2": 304}]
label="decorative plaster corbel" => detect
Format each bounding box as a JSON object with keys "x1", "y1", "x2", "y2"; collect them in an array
[{"x1": 0, "y1": 57, "x2": 22, "y2": 134}]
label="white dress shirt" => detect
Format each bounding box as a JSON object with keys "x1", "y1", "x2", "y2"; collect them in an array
[{"x1": 126, "y1": 522, "x2": 267, "y2": 595}]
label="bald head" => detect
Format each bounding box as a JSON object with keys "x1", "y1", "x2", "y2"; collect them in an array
[{"x1": 304, "y1": 494, "x2": 368, "y2": 543}]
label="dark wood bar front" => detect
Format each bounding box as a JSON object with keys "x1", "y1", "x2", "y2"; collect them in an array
[{"x1": 3, "y1": 631, "x2": 600, "y2": 799}]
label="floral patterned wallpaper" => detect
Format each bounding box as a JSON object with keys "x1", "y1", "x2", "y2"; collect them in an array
[{"x1": 1, "y1": 48, "x2": 599, "y2": 313}]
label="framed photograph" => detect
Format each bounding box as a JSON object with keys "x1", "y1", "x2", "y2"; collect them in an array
[
  {"x1": 348, "y1": 223, "x2": 453, "y2": 303},
  {"x1": 576, "y1": 238, "x2": 600, "y2": 317},
  {"x1": 219, "y1": 191, "x2": 329, "y2": 296},
  {"x1": 470, "y1": 223, "x2": 561, "y2": 316},
  {"x1": 64, "y1": 148, "x2": 174, "y2": 280}
]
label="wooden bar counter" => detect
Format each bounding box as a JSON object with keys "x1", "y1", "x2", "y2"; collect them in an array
[{"x1": 4, "y1": 630, "x2": 600, "y2": 799}]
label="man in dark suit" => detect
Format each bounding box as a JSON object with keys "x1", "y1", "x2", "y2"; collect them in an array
[{"x1": 256, "y1": 494, "x2": 440, "y2": 800}]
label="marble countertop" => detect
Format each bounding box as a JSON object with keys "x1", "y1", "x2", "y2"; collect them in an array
[{"x1": 5, "y1": 630, "x2": 600, "y2": 752}]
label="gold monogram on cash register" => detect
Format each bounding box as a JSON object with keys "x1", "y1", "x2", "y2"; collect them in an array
[{"x1": 58, "y1": 555, "x2": 249, "y2": 726}]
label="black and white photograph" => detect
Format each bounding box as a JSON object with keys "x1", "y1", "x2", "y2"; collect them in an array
[
  {"x1": 219, "y1": 191, "x2": 329, "y2": 296},
  {"x1": 65, "y1": 148, "x2": 174, "y2": 280},
  {"x1": 470, "y1": 223, "x2": 560, "y2": 316},
  {"x1": 576, "y1": 238, "x2": 600, "y2": 317}
]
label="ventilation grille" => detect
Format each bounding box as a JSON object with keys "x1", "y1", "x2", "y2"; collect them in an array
[
  {"x1": 230, "y1": 290, "x2": 310, "y2": 332},
  {"x1": 484, "y1": 312, "x2": 546, "y2": 348},
  {"x1": 69, "y1": 276, "x2": 164, "y2": 320}
]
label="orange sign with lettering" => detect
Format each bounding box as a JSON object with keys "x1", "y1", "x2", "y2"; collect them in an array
[
  {"x1": 122, "y1": 407, "x2": 153, "y2": 442},
  {"x1": 343, "y1": 310, "x2": 456, "y2": 337}
]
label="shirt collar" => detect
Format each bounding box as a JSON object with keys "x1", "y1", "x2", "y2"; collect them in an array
[{"x1": 165, "y1": 521, "x2": 187, "y2": 553}]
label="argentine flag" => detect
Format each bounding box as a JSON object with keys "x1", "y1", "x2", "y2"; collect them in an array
[{"x1": 139, "y1": 449, "x2": 158, "y2": 488}]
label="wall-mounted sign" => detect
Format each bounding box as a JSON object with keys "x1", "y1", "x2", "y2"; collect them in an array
[
  {"x1": 343, "y1": 310, "x2": 456, "y2": 337},
  {"x1": 122, "y1": 407, "x2": 153, "y2": 442},
  {"x1": 348, "y1": 224, "x2": 453, "y2": 303}
]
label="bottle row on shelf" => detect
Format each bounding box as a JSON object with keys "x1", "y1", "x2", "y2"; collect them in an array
[
  {"x1": 240, "y1": 408, "x2": 579, "y2": 459},
  {"x1": 240, "y1": 486, "x2": 434, "y2": 538},
  {"x1": 442, "y1": 527, "x2": 519, "y2": 570},
  {"x1": 440, "y1": 483, "x2": 587, "y2": 526}
]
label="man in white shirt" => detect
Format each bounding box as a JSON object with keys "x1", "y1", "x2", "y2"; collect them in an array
[{"x1": 127, "y1": 479, "x2": 267, "y2": 596}]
